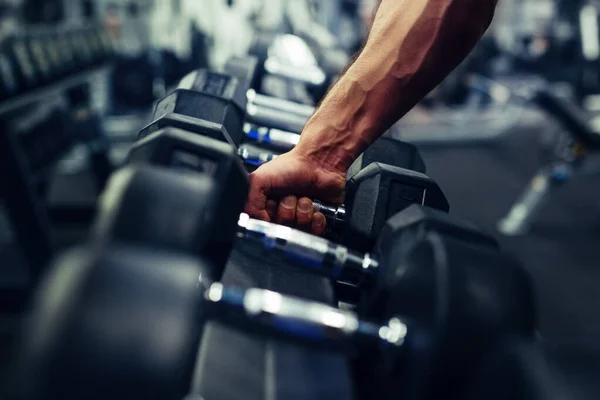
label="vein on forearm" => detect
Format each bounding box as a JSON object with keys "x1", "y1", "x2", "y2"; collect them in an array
[{"x1": 298, "y1": 0, "x2": 496, "y2": 171}]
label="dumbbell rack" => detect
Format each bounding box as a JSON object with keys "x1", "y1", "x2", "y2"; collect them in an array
[{"x1": 0, "y1": 41, "x2": 114, "y2": 313}]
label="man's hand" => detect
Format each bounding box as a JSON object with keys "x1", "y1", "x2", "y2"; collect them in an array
[{"x1": 244, "y1": 148, "x2": 346, "y2": 235}]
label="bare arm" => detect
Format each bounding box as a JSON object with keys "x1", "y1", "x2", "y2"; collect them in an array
[
  {"x1": 245, "y1": 0, "x2": 498, "y2": 232},
  {"x1": 296, "y1": 0, "x2": 498, "y2": 172}
]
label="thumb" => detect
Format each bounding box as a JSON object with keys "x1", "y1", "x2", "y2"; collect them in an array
[{"x1": 244, "y1": 171, "x2": 272, "y2": 221}]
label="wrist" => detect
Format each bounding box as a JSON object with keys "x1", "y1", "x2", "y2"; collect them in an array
[{"x1": 293, "y1": 124, "x2": 356, "y2": 176}]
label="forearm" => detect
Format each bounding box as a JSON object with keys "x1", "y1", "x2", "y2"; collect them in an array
[{"x1": 296, "y1": 0, "x2": 497, "y2": 172}]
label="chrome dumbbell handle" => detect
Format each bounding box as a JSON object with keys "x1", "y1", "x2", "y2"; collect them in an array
[
  {"x1": 237, "y1": 214, "x2": 377, "y2": 285},
  {"x1": 204, "y1": 282, "x2": 407, "y2": 355}
]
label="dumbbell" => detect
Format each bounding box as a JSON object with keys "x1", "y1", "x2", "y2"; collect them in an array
[
  {"x1": 237, "y1": 142, "x2": 280, "y2": 167},
  {"x1": 225, "y1": 55, "x2": 317, "y2": 132},
  {"x1": 139, "y1": 62, "x2": 317, "y2": 151},
  {"x1": 95, "y1": 160, "x2": 504, "y2": 319},
  {"x1": 236, "y1": 202, "x2": 506, "y2": 313},
  {"x1": 127, "y1": 128, "x2": 444, "y2": 251},
  {"x1": 224, "y1": 55, "x2": 317, "y2": 118},
  {"x1": 242, "y1": 123, "x2": 301, "y2": 152},
  {"x1": 53, "y1": 26, "x2": 106, "y2": 78},
  {"x1": 244, "y1": 92, "x2": 313, "y2": 133},
  {"x1": 98, "y1": 134, "x2": 248, "y2": 269},
  {"x1": 138, "y1": 68, "x2": 248, "y2": 147},
  {"x1": 16, "y1": 225, "x2": 533, "y2": 400},
  {"x1": 246, "y1": 88, "x2": 315, "y2": 119}
]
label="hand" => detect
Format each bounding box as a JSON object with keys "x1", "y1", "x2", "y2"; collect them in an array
[{"x1": 244, "y1": 148, "x2": 346, "y2": 235}]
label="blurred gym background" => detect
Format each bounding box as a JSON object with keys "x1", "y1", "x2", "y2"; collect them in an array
[{"x1": 0, "y1": 0, "x2": 599, "y2": 391}]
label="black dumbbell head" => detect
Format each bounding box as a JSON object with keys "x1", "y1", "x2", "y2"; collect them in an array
[
  {"x1": 138, "y1": 113, "x2": 237, "y2": 147},
  {"x1": 152, "y1": 70, "x2": 247, "y2": 146},
  {"x1": 128, "y1": 128, "x2": 249, "y2": 261},
  {"x1": 364, "y1": 205, "x2": 499, "y2": 317},
  {"x1": 130, "y1": 127, "x2": 246, "y2": 184},
  {"x1": 360, "y1": 209, "x2": 535, "y2": 398},
  {"x1": 383, "y1": 232, "x2": 535, "y2": 398},
  {"x1": 15, "y1": 245, "x2": 209, "y2": 400},
  {"x1": 94, "y1": 164, "x2": 246, "y2": 269},
  {"x1": 375, "y1": 204, "x2": 497, "y2": 255},
  {"x1": 348, "y1": 136, "x2": 427, "y2": 178},
  {"x1": 344, "y1": 163, "x2": 450, "y2": 252}
]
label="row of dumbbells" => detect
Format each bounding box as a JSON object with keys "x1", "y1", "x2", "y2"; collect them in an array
[
  {"x1": 0, "y1": 24, "x2": 114, "y2": 101},
  {"x1": 137, "y1": 56, "x2": 448, "y2": 251},
  {"x1": 14, "y1": 57, "x2": 537, "y2": 400}
]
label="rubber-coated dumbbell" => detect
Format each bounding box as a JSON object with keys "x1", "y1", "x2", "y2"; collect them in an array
[
  {"x1": 94, "y1": 164, "x2": 521, "y2": 323},
  {"x1": 140, "y1": 63, "x2": 317, "y2": 151},
  {"x1": 138, "y1": 69, "x2": 248, "y2": 147},
  {"x1": 244, "y1": 91, "x2": 314, "y2": 133},
  {"x1": 246, "y1": 89, "x2": 315, "y2": 120},
  {"x1": 16, "y1": 235, "x2": 533, "y2": 400},
  {"x1": 237, "y1": 142, "x2": 280, "y2": 167},
  {"x1": 235, "y1": 202, "x2": 506, "y2": 312},
  {"x1": 225, "y1": 55, "x2": 318, "y2": 133},
  {"x1": 106, "y1": 132, "x2": 248, "y2": 268},
  {"x1": 127, "y1": 128, "x2": 446, "y2": 251},
  {"x1": 225, "y1": 55, "x2": 317, "y2": 127},
  {"x1": 242, "y1": 123, "x2": 301, "y2": 152}
]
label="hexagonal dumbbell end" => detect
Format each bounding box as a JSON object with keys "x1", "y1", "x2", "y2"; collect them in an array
[
  {"x1": 145, "y1": 69, "x2": 248, "y2": 146},
  {"x1": 348, "y1": 136, "x2": 427, "y2": 177},
  {"x1": 343, "y1": 163, "x2": 450, "y2": 252}
]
